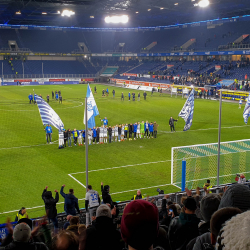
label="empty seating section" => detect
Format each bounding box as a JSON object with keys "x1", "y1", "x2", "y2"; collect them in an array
[
  {"x1": 0, "y1": 60, "x2": 100, "y2": 75},
  {"x1": 101, "y1": 67, "x2": 119, "y2": 76},
  {"x1": 1, "y1": 20, "x2": 250, "y2": 53}
]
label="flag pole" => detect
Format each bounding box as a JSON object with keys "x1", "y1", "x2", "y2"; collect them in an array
[
  {"x1": 217, "y1": 89, "x2": 222, "y2": 189},
  {"x1": 85, "y1": 97, "x2": 89, "y2": 192}
]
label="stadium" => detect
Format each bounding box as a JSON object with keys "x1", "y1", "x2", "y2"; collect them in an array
[{"x1": 1, "y1": 0, "x2": 250, "y2": 249}]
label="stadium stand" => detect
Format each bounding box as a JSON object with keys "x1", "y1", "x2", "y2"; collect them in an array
[{"x1": 1, "y1": 182, "x2": 249, "y2": 250}]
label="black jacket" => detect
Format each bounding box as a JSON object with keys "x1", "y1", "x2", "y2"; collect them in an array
[
  {"x1": 41, "y1": 189, "x2": 59, "y2": 219},
  {"x1": 60, "y1": 186, "x2": 80, "y2": 215},
  {"x1": 101, "y1": 185, "x2": 113, "y2": 206},
  {"x1": 168, "y1": 212, "x2": 200, "y2": 250},
  {"x1": 85, "y1": 216, "x2": 123, "y2": 250},
  {"x1": 169, "y1": 118, "x2": 177, "y2": 126},
  {"x1": 0, "y1": 242, "x2": 48, "y2": 250}
]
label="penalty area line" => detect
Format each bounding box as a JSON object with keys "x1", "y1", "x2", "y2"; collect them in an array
[{"x1": 68, "y1": 174, "x2": 86, "y2": 188}]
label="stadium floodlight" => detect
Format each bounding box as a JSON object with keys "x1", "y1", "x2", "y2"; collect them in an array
[
  {"x1": 61, "y1": 10, "x2": 75, "y2": 17},
  {"x1": 198, "y1": 0, "x2": 209, "y2": 7},
  {"x1": 104, "y1": 15, "x2": 128, "y2": 24},
  {"x1": 42, "y1": 12, "x2": 47, "y2": 15},
  {"x1": 15, "y1": 11, "x2": 21, "y2": 15}
]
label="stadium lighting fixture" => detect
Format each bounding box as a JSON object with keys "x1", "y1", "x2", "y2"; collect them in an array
[
  {"x1": 57, "y1": 11, "x2": 60, "y2": 14},
  {"x1": 90, "y1": 16, "x2": 94, "y2": 18},
  {"x1": 198, "y1": 0, "x2": 209, "y2": 7},
  {"x1": 15, "y1": 11, "x2": 21, "y2": 15},
  {"x1": 135, "y1": 11, "x2": 139, "y2": 13},
  {"x1": 61, "y1": 10, "x2": 75, "y2": 17},
  {"x1": 148, "y1": 9, "x2": 151, "y2": 11},
  {"x1": 160, "y1": 7, "x2": 164, "y2": 10},
  {"x1": 174, "y1": 3, "x2": 179, "y2": 5},
  {"x1": 104, "y1": 15, "x2": 129, "y2": 24},
  {"x1": 42, "y1": 12, "x2": 47, "y2": 15}
]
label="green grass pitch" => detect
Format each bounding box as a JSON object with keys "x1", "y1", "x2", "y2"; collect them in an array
[{"x1": 0, "y1": 83, "x2": 249, "y2": 223}]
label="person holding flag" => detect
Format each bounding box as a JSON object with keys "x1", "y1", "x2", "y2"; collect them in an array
[
  {"x1": 45, "y1": 124, "x2": 53, "y2": 144},
  {"x1": 28, "y1": 93, "x2": 33, "y2": 104},
  {"x1": 35, "y1": 94, "x2": 64, "y2": 144},
  {"x1": 169, "y1": 117, "x2": 178, "y2": 132},
  {"x1": 178, "y1": 89, "x2": 194, "y2": 131},
  {"x1": 84, "y1": 84, "x2": 99, "y2": 130}
]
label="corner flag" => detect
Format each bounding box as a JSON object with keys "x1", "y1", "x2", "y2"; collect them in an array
[
  {"x1": 84, "y1": 84, "x2": 99, "y2": 129},
  {"x1": 35, "y1": 94, "x2": 64, "y2": 130},
  {"x1": 243, "y1": 93, "x2": 250, "y2": 124},
  {"x1": 178, "y1": 89, "x2": 194, "y2": 131}
]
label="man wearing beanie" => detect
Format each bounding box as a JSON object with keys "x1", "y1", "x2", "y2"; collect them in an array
[
  {"x1": 85, "y1": 204, "x2": 123, "y2": 250},
  {"x1": 121, "y1": 199, "x2": 160, "y2": 250},
  {"x1": 0, "y1": 223, "x2": 48, "y2": 250},
  {"x1": 168, "y1": 197, "x2": 200, "y2": 250},
  {"x1": 101, "y1": 182, "x2": 113, "y2": 206},
  {"x1": 219, "y1": 184, "x2": 250, "y2": 211}
]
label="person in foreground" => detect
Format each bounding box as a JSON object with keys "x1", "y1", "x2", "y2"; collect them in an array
[{"x1": 121, "y1": 199, "x2": 164, "y2": 250}]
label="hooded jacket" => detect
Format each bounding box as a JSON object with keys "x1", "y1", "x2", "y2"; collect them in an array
[
  {"x1": 101, "y1": 185, "x2": 113, "y2": 206},
  {"x1": 60, "y1": 186, "x2": 80, "y2": 215},
  {"x1": 168, "y1": 212, "x2": 200, "y2": 250},
  {"x1": 41, "y1": 189, "x2": 59, "y2": 219}
]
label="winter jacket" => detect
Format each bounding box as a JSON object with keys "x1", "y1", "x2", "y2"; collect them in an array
[
  {"x1": 133, "y1": 124, "x2": 137, "y2": 133},
  {"x1": 92, "y1": 129, "x2": 97, "y2": 137},
  {"x1": 85, "y1": 216, "x2": 123, "y2": 250},
  {"x1": 168, "y1": 212, "x2": 200, "y2": 250},
  {"x1": 192, "y1": 232, "x2": 212, "y2": 250},
  {"x1": 101, "y1": 185, "x2": 113, "y2": 206},
  {"x1": 60, "y1": 186, "x2": 80, "y2": 215},
  {"x1": 149, "y1": 123, "x2": 154, "y2": 132},
  {"x1": 41, "y1": 189, "x2": 59, "y2": 219}
]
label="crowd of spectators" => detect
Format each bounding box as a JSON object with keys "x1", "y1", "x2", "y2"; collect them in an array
[{"x1": 1, "y1": 182, "x2": 250, "y2": 250}]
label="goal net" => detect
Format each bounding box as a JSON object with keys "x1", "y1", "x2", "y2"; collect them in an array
[{"x1": 171, "y1": 139, "x2": 250, "y2": 190}]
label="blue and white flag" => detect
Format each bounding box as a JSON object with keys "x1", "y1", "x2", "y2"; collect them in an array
[
  {"x1": 84, "y1": 84, "x2": 99, "y2": 129},
  {"x1": 243, "y1": 93, "x2": 250, "y2": 124},
  {"x1": 178, "y1": 89, "x2": 194, "y2": 131},
  {"x1": 35, "y1": 95, "x2": 64, "y2": 130}
]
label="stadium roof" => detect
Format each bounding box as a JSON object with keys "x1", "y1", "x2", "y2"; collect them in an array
[{"x1": 1, "y1": 0, "x2": 250, "y2": 28}]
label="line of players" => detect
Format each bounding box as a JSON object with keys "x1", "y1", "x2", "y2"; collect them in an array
[{"x1": 66, "y1": 121, "x2": 159, "y2": 146}]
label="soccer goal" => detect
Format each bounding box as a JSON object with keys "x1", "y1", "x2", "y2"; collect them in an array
[{"x1": 171, "y1": 139, "x2": 250, "y2": 189}]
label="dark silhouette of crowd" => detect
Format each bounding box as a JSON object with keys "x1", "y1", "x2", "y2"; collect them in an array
[{"x1": 1, "y1": 182, "x2": 250, "y2": 250}]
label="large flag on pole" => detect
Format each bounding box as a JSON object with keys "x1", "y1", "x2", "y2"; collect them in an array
[
  {"x1": 84, "y1": 84, "x2": 99, "y2": 129},
  {"x1": 178, "y1": 89, "x2": 194, "y2": 131},
  {"x1": 35, "y1": 94, "x2": 64, "y2": 130},
  {"x1": 243, "y1": 93, "x2": 250, "y2": 124}
]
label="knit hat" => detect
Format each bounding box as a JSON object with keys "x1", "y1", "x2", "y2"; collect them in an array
[
  {"x1": 13, "y1": 223, "x2": 31, "y2": 242},
  {"x1": 96, "y1": 204, "x2": 112, "y2": 218},
  {"x1": 219, "y1": 184, "x2": 250, "y2": 212},
  {"x1": 215, "y1": 210, "x2": 250, "y2": 250},
  {"x1": 183, "y1": 197, "x2": 197, "y2": 211},
  {"x1": 121, "y1": 200, "x2": 159, "y2": 250},
  {"x1": 200, "y1": 194, "x2": 221, "y2": 222}
]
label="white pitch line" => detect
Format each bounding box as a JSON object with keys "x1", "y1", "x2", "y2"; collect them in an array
[
  {"x1": 69, "y1": 160, "x2": 170, "y2": 175},
  {"x1": 0, "y1": 140, "x2": 58, "y2": 151},
  {"x1": 68, "y1": 174, "x2": 86, "y2": 188},
  {"x1": 0, "y1": 183, "x2": 176, "y2": 215},
  {"x1": 159, "y1": 124, "x2": 250, "y2": 134}
]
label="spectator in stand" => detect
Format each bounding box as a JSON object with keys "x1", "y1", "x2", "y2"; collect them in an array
[
  {"x1": 0, "y1": 223, "x2": 48, "y2": 250},
  {"x1": 131, "y1": 190, "x2": 144, "y2": 200},
  {"x1": 54, "y1": 230, "x2": 79, "y2": 250},
  {"x1": 60, "y1": 185, "x2": 80, "y2": 216},
  {"x1": 236, "y1": 173, "x2": 246, "y2": 184},
  {"x1": 63, "y1": 215, "x2": 73, "y2": 230},
  {"x1": 15, "y1": 207, "x2": 28, "y2": 222},
  {"x1": 85, "y1": 185, "x2": 100, "y2": 226},
  {"x1": 101, "y1": 182, "x2": 113, "y2": 207},
  {"x1": 66, "y1": 216, "x2": 80, "y2": 236},
  {"x1": 192, "y1": 207, "x2": 242, "y2": 250},
  {"x1": 168, "y1": 194, "x2": 200, "y2": 250},
  {"x1": 121, "y1": 199, "x2": 160, "y2": 250},
  {"x1": 42, "y1": 186, "x2": 59, "y2": 231},
  {"x1": 85, "y1": 204, "x2": 122, "y2": 250}
]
